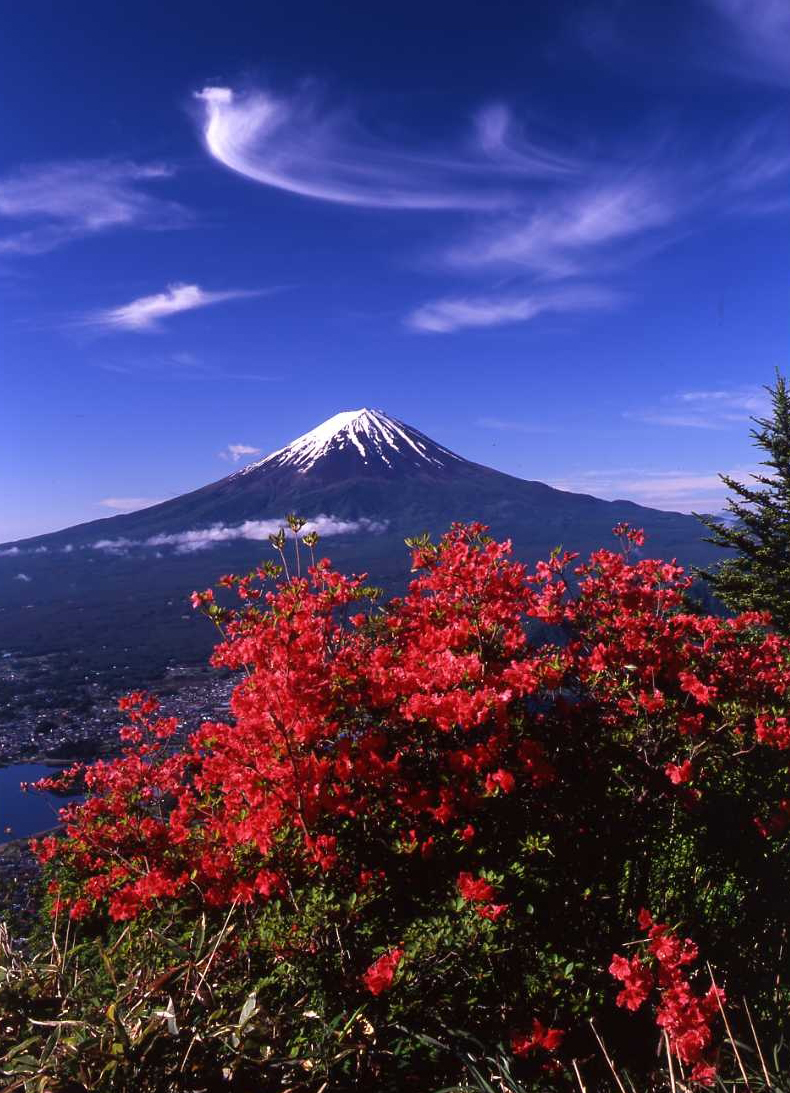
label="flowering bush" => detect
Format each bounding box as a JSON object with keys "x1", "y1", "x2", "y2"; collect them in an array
[{"x1": 12, "y1": 522, "x2": 790, "y2": 1091}]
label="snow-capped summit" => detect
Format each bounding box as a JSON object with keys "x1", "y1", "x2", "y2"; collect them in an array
[{"x1": 238, "y1": 407, "x2": 464, "y2": 477}]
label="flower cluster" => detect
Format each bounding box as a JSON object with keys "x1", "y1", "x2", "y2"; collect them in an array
[
  {"x1": 610, "y1": 911, "x2": 724, "y2": 1084},
  {"x1": 457, "y1": 870, "x2": 509, "y2": 921}
]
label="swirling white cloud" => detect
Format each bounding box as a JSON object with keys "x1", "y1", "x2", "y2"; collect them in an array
[{"x1": 194, "y1": 86, "x2": 579, "y2": 211}]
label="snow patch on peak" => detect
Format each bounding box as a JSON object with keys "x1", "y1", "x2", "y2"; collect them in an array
[{"x1": 237, "y1": 408, "x2": 463, "y2": 475}]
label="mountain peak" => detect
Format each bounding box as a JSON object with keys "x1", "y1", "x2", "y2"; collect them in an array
[{"x1": 237, "y1": 407, "x2": 464, "y2": 477}]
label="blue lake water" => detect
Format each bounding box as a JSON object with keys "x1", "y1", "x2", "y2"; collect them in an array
[{"x1": 0, "y1": 764, "x2": 82, "y2": 843}]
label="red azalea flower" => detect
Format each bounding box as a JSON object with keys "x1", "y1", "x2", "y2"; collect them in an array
[
  {"x1": 665, "y1": 760, "x2": 693, "y2": 785},
  {"x1": 512, "y1": 1018, "x2": 565, "y2": 1056},
  {"x1": 361, "y1": 947, "x2": 403, "y2": 996},
  {"x1": 457, "y1": 871, "x2": 497, "y2": 903}
]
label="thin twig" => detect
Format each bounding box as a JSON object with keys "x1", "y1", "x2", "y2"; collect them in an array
[
  {"x1": 190, "y1": 900, "x2": 238, "y2": 1008},
  {"x1": 707, "y1": 964, "x2": 751, "y2": 1090},
  {"x1": 589, "y1": 1018, "x2": 628, "y2": 1093},
  {"x1": 743, "y1": 998, "x2": 771, "y2": 1089},
  {"x1": 775, "y1": 926, "x2": 786, "y2": 1005},
  {"x1": 180, "y1": 1032, "x2": 200, "y2": 1074},
  {"x1": 665, "y1": 1032, "x2": 678, "y2": 1093},
  {"x1": 572, "y1": 1058, "x2": 588, "y2": 1093}
]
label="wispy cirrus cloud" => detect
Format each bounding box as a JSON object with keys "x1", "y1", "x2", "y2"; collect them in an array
[
  {"x1": 478, "y1": 416, "x2": 555, "y2": 434},
  {"x1": 704, "y1": 0, "x2": 790, "y2": 84},
  {"x1": 550, "y1": 465, "x2": 753, "y2": 513},
  {"x1": 194, "y1": 86, "x2": 579, "y2": 211},
  {"x1": 444, "y1": 176, "x2": 674, "y2": 277},
  {"x1": 93, "y1": 349, "x2": 278, "y2": 384},
  {"x1": 0, "y1": 160, "x2": 189, "y2": 256},
  {"x1": 413, "y1": 116, "x2": 790, "y2": 330},
  {"x1": 193, "y1": 77, "x2": 790, "y2": 339},
  {"x1": 219, "y1": 443, "x2": 261, "y2": 463},
  {"x1": 442, "y1": 113, "x2": 790, "y2": 276},
  {"x1": 13, "y1": 572, "x2": 32, "y2": 582},
  {"x1": 97, "y1": 497, "x2": 167, "y2": 512},
  {"x1": 407, "y1": 284, "x2": 618, "y2": 333},
  {"x1": 89, "y1": 282, "x2": 266, "y2": 331},
  {"x1": 627, "y1": 386, "x2": 770, "y2": 429}
]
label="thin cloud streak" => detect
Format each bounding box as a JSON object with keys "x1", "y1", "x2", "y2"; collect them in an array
[
  {"x1": 478, "y1": 417, "x2": 555, "y2": 434},
  {"x1": 407, "y1": 284, "x2": 619, "y2": 333},
  {"x1": 549, "y1": 465, "x2": 754, "y2": 513},
  {"x1": 627, "y1": 386, "x2": 770, "y2": 429},
  {"x1": 445, "y1": 177, "x2": 674, "y2": 276},
  {"x1": 0, "y1": 160, "x2": 189, "y2": 256},
  {"x1": 194, "y1": 85, "x2": 579, "y2": 211},
  {"x1": 97, "y1": 498, "x2": 167, "y2": 512},
  {"x1": 89, "y1": 282, "x2": 267, "y2": 331}
]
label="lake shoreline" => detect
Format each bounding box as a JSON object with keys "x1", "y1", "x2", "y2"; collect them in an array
[{"x1": 0, "y1": 763, "x2": 82, "y2": 846}]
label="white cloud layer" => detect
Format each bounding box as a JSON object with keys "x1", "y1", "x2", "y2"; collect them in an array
[
  {"x1": 90, "y1": 283, "x2": 264, "y2": 331},
  {"x1": 90, "y1": 515, "x2": 387, "y2": 555},
  {"x1": 194, "y1": 86, "x2": 579, "y2": 211},
  {"x1": 0, "y1": 160, "x2": 188, "y2": 255},
  {"x1": 407, "y1": 284, "x2": 618, "y2": 333},
  {"x1": 219, "y1": 443, "x2": 262, "y2": 463},
  {"x1": 13, "y1": 573, "x2": 32, "y2": 582}
]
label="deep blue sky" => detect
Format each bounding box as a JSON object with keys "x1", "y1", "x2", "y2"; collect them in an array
[{"x1": 2, "y1": 0, "x2": 788, "y2": 540}]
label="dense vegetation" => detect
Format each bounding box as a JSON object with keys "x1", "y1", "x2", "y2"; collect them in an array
[{"x1": 2, "y1": 521, "x2": 790, "y2": 1092}]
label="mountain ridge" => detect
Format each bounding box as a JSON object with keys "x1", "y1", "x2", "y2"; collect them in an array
[
  {"x1": 0, "y1": 408, "x2": 723, "y2": 712},
  {"x1": 2, "y1": 407, "x2": 713, "y2": 552}
]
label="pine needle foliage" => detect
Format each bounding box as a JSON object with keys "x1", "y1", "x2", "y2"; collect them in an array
[{"x1": 696, "y1": 372, "x2": 790, "y2": 632}]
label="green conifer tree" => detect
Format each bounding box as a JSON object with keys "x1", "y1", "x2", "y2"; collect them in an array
[{"x1": 696, "y1": 372, "x2": 790, "y2": 631}]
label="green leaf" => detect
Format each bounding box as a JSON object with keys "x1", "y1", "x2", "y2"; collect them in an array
[{"x1": 239, "y1": 991, "x2": 257, "y2": 1029}]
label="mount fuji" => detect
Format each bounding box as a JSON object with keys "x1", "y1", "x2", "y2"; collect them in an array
[{"x1": 0, "y1": 408, "x2": 720, "y2": 697}]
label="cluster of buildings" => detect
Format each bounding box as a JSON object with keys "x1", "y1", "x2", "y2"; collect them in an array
[
  {"x1": 0, "y1": 838, "x2": 41, "y2": 936},
  {"x1": 0, "y1": 654, "x2": 234, "y2": 765}
]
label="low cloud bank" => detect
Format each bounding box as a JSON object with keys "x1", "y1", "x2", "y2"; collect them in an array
[
  {"x1": 90, "y1": 515, "x2": 387, "y2": 555},
  {"x1": 0, "y1": 516, "x2": 386, "y2": 560}
]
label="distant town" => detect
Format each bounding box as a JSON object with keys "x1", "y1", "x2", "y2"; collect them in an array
[
  {"x1": 0, "y1": 657, "x2": 235, "y2": 931},
  {"x1": 0, "y1": 651, "x2": 234, "y2": 766}
]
